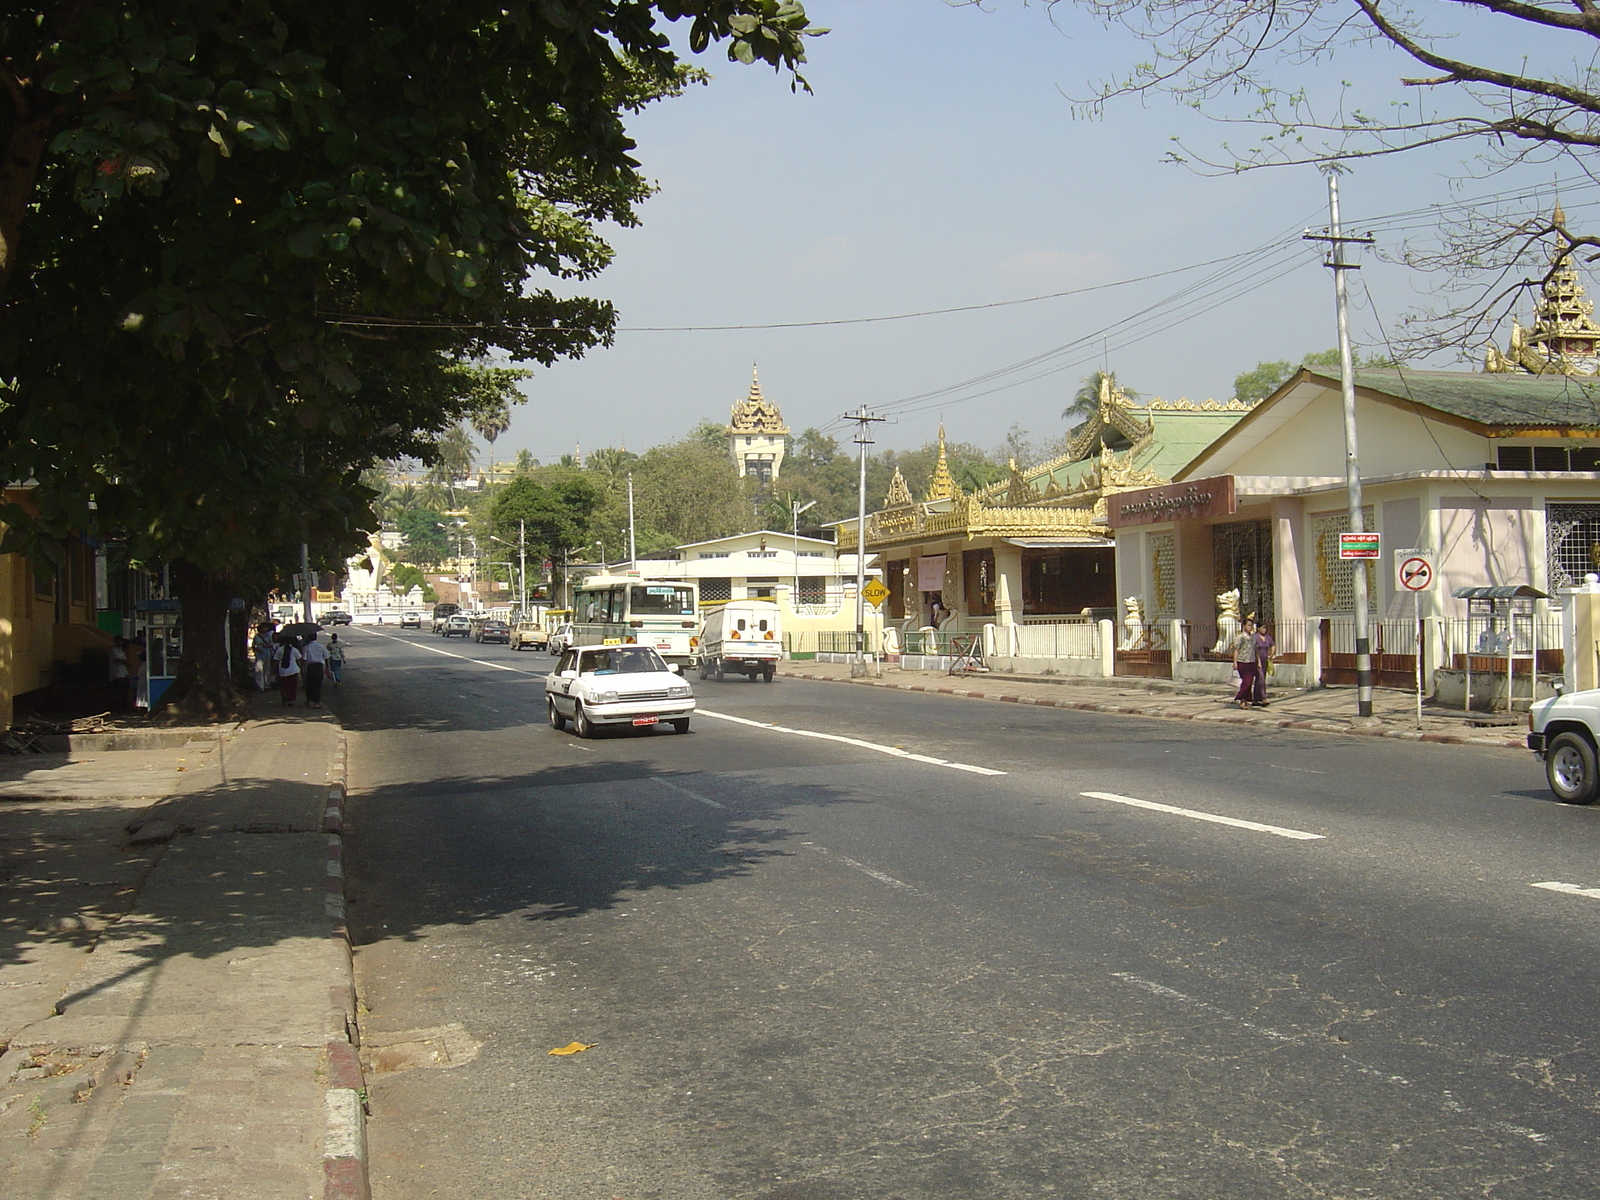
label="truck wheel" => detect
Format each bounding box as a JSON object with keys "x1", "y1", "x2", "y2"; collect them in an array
[
  {"x1": 715, "y1": 661, "x2": 725, "y2": 682},
  {"x1": 698, "y1": 660, "x2": 708, "y2": 680},
  {"x1": 763, "y1": 667, "x2": 775, "y2": 683},
  {"x1": 1547, "y1": 732, "x2": 1600, "y2": 803},
  {"x1": 547, "y1": 698, "x2": 566, "y2": 731}
]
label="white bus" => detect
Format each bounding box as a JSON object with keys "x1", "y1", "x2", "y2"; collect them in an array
[{"x1": 571, "y1": 576, "x2": 700, "y2": 666}]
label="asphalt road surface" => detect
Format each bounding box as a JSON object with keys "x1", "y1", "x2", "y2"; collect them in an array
[{"x1": 339, "y1": 625, "x2": 1600, "y2": 1199}]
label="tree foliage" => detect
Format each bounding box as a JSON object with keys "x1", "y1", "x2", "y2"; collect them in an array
[
  {"x1": 0, "y1": 1, "x2": 818, "y2": 715},
  {"x1": 1233, "y1": 348, "x2": 1399, "y2": 404}
]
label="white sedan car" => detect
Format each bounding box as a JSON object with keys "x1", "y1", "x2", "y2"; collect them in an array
[{"x1": 546, "y1": 645, "x2": 695, "y2": 737}]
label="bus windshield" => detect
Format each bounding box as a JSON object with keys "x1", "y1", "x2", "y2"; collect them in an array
[{"x1": 630, "y1": 585, "x2": 695, "y2": 618}]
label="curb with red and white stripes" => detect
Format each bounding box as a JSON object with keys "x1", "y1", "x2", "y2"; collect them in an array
[
  {"x1": 321, "y1": 730, "x2": 370, "y2": 1200},
  {"x1": 777, "y1": 669, "x2": 1526, "y2": 750}
]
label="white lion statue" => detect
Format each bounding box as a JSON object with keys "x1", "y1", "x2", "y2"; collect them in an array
[
  {"x1": 1211, "y1": 588, "x2": 1242, "y2": 653},
  {"x1": 1120, "y1": 595, "x2": 1145, "y2": 650}
]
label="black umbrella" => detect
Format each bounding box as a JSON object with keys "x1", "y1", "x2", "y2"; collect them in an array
[{"x1": 277, "y1": 622, "x2": 323, "y2": 640}]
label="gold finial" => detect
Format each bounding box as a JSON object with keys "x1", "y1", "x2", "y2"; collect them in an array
[
  {"x1": 927, "y1": 423, "x2": 960, "y2": 501},
  {"x1": 1555, "y1": 199, "x2": 1568, "y2": 229}
]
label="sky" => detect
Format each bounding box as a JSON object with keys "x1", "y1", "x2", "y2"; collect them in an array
[{"x1": 494, "y1": 0, "x2": 1600, "y2": 465}]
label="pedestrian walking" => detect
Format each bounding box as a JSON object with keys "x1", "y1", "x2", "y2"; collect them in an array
[
  {"x1": 1252, "y1": 618, "x2": 1276, "y2": 707},
  {"x1": 327, "y1": 633, "x2": 345, "y2": 685},
  {"x1": 277, "y1": 637, "x2": 302, "y2": 706},
  {"x1": 1231, "y1": 616, "x2": 1259, "y2": 709},
  {"x1": 252, "y1": 622, "x2": 277, "y2": 691},
  {"x1": 301, "y1": 632, "x2": 329, "y2": 708}
]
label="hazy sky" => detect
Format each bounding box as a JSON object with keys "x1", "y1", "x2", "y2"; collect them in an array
[{"x1": 497, "y1": 0, "x2": 1600, "y2": 465}]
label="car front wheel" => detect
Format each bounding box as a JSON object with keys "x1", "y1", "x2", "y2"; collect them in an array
[
  {"x1": 671, "y1": 718, "x2": 690, "y2": 734},
  {"x1": 572, "y1": 703, "x2": 593, "y2": 739},
  {"x1": 547, "y1": 698, "x2": 566, "y2": 731},
  {"x1": 1547, "y1": 732, "x2": 1600, "y2": 803}
]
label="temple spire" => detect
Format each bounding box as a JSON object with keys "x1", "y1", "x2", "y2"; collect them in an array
[{"x1": 927, "y1": 424, "x2": 960, "y2": 501}]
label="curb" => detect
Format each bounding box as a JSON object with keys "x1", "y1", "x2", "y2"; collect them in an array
[
  {"x1": 776, "y1": 670, "x2": 1525, "y2": 750},
  {"x1": 321, "y1": 728, "x2": 370, "y2": 1200}
]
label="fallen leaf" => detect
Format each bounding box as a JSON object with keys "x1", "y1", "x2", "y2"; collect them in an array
[{"x1": 547, "y1": 1042, "x2": 593, "y2": 1056}]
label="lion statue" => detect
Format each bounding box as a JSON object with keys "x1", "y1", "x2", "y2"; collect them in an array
[
  {"x1": 1211, "y1": 588, "x2": 1242, "y2": 653},
  {"x1": 1120, "y1": 595, "x2": 1145, "y2": 650}
]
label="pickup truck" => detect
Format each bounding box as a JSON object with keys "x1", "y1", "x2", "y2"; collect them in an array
[{"x1": 1528, "y1": 686, "x2": 1600, "y2": 802}]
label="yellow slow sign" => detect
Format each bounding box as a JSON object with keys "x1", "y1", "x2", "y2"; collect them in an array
[{"x1": 862, "y1": 579, "x2": 890, "y2": 608}]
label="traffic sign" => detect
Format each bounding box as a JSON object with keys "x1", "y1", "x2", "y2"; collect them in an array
[
  {"x1": 862, "y1": 578, "x2": 890, "y2": 608},
  {"x1": 1394, "y1": 548, "x2": 1437, "y2": 593},
  {"x1": 1338, "y1": 532, "x2": 1381, "y2": 560}
]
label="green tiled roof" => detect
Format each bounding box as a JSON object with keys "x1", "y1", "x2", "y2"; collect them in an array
[
  {"x1": 1346, "y1": 368, "x2": 1600, "y2": 428},
  {"x1": 1029, "y1": 408, "x2": 1250, "y2": 491}
]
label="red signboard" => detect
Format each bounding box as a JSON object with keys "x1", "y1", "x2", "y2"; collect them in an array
[{"x1": 1108, "y1": 475, "x2": 1237, "y2": 529}]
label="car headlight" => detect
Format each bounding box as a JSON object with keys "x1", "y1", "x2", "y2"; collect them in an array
[
  {"x1": 668, "y1": 685, "x2": 691, "y2": 698},
  {"x1": 594, "y1": 690, "x2": 619, "y2": 703}
]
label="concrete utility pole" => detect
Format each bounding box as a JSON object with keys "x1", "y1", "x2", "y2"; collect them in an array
[
  {"x1": 844, "y1": 406, "x2": 885, "y2": 678},
  {"x1": 1306, "y1": 171, "x2": 1377, "y2": 718},
  {"x1": 792, "y1": 497, "x2": 817, "y2": 599},
  {"x1": 627, "y1": 472, "x2": 637, "y2": 571},
  {"x1": 518, "y1": 520, "x2": 527, "y2": 615}
]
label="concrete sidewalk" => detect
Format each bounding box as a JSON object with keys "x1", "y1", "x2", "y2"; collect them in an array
[
  {"x1": 781, "y1": 660, "x2": 1531, "y2": 750},
  {"x1": 0, "y1": 695, "x2": 364, "y2": 1200}
]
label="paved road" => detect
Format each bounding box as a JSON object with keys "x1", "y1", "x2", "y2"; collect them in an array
[{"x1": 340, "y1": 626, "x2": 1600, "y2": 1199}]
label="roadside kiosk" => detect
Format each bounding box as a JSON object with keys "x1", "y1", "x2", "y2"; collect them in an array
[
  {"x1": 1450, "y1": 584, "x2": 1549, "y2": 712},
  {"x1": 136, "y1": 598, "x2": 182, "y2": 709}
]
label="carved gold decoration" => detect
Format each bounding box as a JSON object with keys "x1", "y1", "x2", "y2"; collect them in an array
[
  {"x1": 1485, "y1": 203, "x2": 1600, "y2": 376},
  {"x1": 926, "y1": 424, "x2": 962, "y2": 501},
  {"x1": 727, "y1": 365, "x2": 790, "y2": 434},
  {"x1": 885, "y1": 468, "x2": 913, "y2": 507}
]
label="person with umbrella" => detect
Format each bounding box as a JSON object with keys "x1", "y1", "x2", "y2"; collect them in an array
[{"x1": 277, "y1": 636, "x2": 303, "y2": 706}]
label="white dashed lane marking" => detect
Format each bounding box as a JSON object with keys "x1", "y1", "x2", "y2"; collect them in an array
[
  {"x1": 1081, "y1": 791, "x2": 1325, "y2": 841},
  {"x1": 1533, "y1": 880, "x2": 1600, "y2": 900},
  {"x1": 697, "y1": 709, "x2": 1005, "y2": 776}
]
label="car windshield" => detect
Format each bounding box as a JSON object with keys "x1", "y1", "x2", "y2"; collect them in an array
[{"x1": 579, "y1": 648, "x2": 668, "y2": 675}]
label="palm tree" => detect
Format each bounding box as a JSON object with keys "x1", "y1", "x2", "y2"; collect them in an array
[
  {"x1": 427, "y1": 423, "x2": 478, "y2": 509},
  {"x1": 1062, "y1": 369, "x2": 1138, "y2": 429},
  {"x1": 470, "y1": 400, "x2": 512, "y2": 479}
]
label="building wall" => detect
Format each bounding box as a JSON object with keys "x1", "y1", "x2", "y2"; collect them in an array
[{"x1": 1221, "y1": 393, "x2": 1487, "y2": 479}]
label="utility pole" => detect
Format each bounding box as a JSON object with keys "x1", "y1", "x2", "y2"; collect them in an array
[
  {"x1": 518, "y1": 520, "x2": 527, "y2": 615},
  {"x1": 1305, "y1": 171, "x2": 1377, "y2": 719},
  {"x1": 627, "y1": 472, "x2": 637, "y2": 571},
  {"x1": 844, "y1": 406, "x2": 885, "y2": 678},
  {"x1": 792, "y1": 497, "x2": 817, "y2": 601}
]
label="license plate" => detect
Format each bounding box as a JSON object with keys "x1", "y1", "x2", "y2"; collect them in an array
[
  {"x1": 656, "y1": 642, "x2": 672, "y2": 650},
  {"x1": 632, "y1": 716, "x2": 658, "y2": 727}
]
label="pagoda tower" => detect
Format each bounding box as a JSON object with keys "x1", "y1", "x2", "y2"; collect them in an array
[
  {"x1": 727, "y1": 365, "x2": 789, "y2": 485},
  {"x1": 1485, "y1": 203, "x2": 1600, "y2": 375}
]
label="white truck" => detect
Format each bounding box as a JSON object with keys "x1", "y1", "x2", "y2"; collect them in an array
[
  {"x1": 1529, "y1": 685, "x2": 1600, "y2": 802},
  {"x1": 697, "y1": 600, "x2": 782, "y2": 683}
]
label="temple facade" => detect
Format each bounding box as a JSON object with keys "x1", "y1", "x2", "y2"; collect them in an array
[
  {"x1": 846, "y1": 379, "x2": 1255, "y2": 643},
  {"x1": 727, "y1": 367, "x2": 788, "y2": 485},
  {"x1": 1485, "y1": 203, "x2": 1600, "y2": 375}
]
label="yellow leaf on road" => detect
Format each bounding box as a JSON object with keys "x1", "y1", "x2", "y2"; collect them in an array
[{"x1": 548, "y1": 1042, "x2": 593, "y2": 1056}]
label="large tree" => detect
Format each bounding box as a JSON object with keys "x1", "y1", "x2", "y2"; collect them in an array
[{"x1": 0, "y1": 2, "x2": 818, "y2": 717}]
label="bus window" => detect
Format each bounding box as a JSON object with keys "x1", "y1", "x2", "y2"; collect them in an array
[{"x1": 631, "y1": 585, "x2": 694, "y2": 617}]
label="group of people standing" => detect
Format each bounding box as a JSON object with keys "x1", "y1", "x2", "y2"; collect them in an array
[
  {"x1": 252, "y1": 622, "x2": 345, "y2": 709},
  {"x1": 1230, "y1": 616, "x2": 1276, "y2": 709}
]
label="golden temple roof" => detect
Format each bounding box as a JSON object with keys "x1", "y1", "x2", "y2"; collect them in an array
[
  {"x1": 1485, "y1": 204, "x2": 1600, "y2": 376},
  {"x1": 728, "y1": 365, "x2": 790, "y2": 434},
  {"x1": 925, "y1": 425, "x2": 961, "y2": 501}
]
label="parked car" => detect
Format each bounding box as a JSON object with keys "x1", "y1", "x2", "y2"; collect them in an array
[
  {"x1": 441, "y1": 614, "x2": 472, "y2": 638},
  {"x1": 322, "y1": 609, "x2": 353, "y2": 626},
  {"x1": 400, "y1": 611, "x2": 423, "y2": 629},
  {"x1": 509, "y1": 616, "x2": 547, "y2": 652},
  {"x1": 545, "y1": 645, "x2": 694, "y2": 737},
  {"x1": 1529, "y1": 686, "x2": 1600, "y2": 802},
  {"x1": 475, "y1": 618, "x2": 510, "y2": 644},
  {"x1": 547, "y1": 622, "x2": 574, "y2": 656}
]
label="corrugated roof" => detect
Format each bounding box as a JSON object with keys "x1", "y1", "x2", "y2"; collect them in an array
[
  {"x1": 1348, "y1": 368, "x2": 1600, "y2": 428},
  {"x1": 1030, "y1": 408, "x2": 1249, "y2": 492}
]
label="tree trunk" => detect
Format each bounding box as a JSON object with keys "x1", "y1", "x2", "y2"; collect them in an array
[{"x1": 159, "y1": 559, "x2": 250, "y2": 722}]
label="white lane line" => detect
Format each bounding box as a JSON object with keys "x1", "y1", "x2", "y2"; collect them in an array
[
  {"x1": 1532, "y1": 880, "x2": 1600, "y2": 900},
  {"x1": 362, "y1": 627, "x2": 541, "y2": 675},
  {"x1": 697, "y1": 709, "x2": 1006, "y2": 776},
  {"x1": 655, "y1": 777, "x2": 726, "y2": 809},
  {"x1": 1113, "y1": 973, "x2": 1296, "y2": 1042},
  {"x1": 801, "y1": 842, "x2": 914, "y2": 891},
  {"x1": 1081, "y1": 791, "x2": 1325, "y2": 841}
]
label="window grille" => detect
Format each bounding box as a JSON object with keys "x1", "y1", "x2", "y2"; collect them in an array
[
  {"x1": 700, "y1": 578, "x2": 732, "y2": 602},
  {"x1": 797, "y1": 577, "x2": 827, "y2": 604},
  {"x1": 1546, "y1": 502, "x2": 1600, "y2": 590},
  {"x1": 1149, "y1": 532, "x2": 1176, "y2": 617},
  {"x1": 1311, "y1": 508, "x2": 1375, "y2": 613}
]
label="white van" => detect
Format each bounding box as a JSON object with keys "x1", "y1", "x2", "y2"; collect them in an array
[{"x1": 698, "y1": 600, "x2": 782, "y2": 682}]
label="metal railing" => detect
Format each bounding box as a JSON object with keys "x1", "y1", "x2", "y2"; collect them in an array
[{"x1": 1014, "y1": 621, "x2": 1100, "y2": 658}]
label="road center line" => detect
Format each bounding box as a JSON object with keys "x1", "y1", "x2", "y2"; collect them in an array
[
  {"x1": 800, "y1": 842, "x2": 914, "y2": 891},
  {"x1": 1080, "y1": 791, "x2": 1325, "y2": 840},
  {"x1": 697, "y1": 709, "x2": 1005, "y2": 775},
  {"x1": 655, "y1": 778, "x2": 726, "y2": 809},
  {"x1": 1532, "y1": 880, "x2": 1600, "y2": 900}
]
